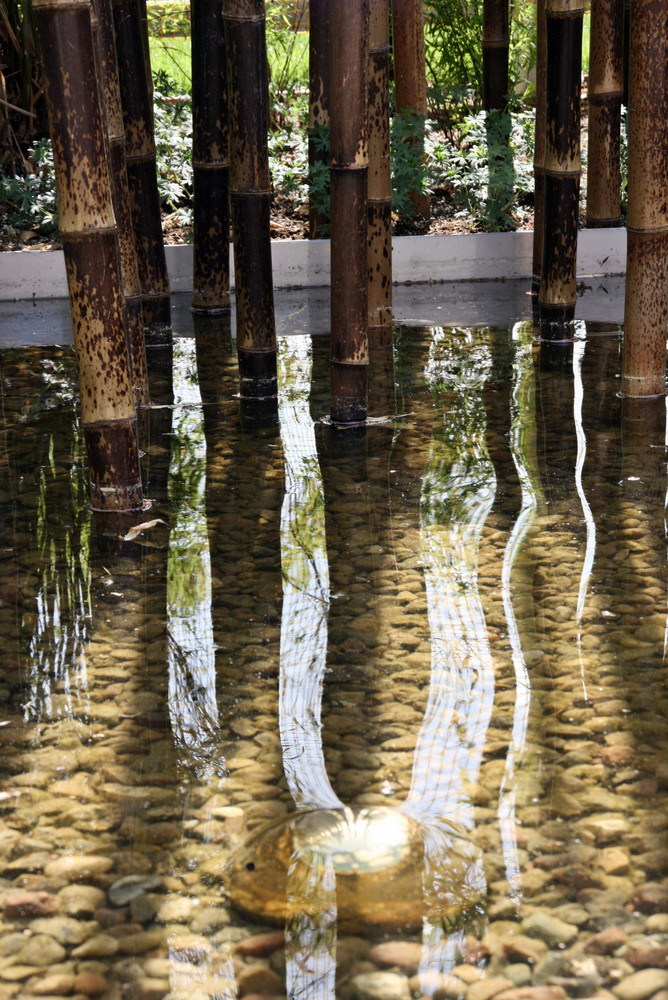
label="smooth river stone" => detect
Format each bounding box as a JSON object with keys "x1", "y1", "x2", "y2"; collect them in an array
[
  {"x1": 3, "y1": 890, "x2": 60, "y2": 919},
  {"x1": 44, "y1": 855, "x2": 114, "y2": 881},
  {"x1": 71, "y1": 933, "x2": 120, "y2": 958},
  {"x1": 368, "y1": 941, "x2": 425, "y2": 974},
  {"x1": 30, "y1": 915, "x2": 93, "y2": 945},
  {"x1": 350, "y1": 970, "x2": 411, "y2": 1000},
  {"x1": 57, "y1": 884, "x2": 106, "y2": 917},
  {"x1": 630, "y1": 885, "x2": 668, "y2": 915},
  {"x1": 32, "y1": 971, "x2": 76, "y2": 995},
  {"x1": 613, "y1": 970, "x2": 668, "y2": 1000},
  {"x1": 17, "y1": 932, "x2": 66, "y2": 966}
]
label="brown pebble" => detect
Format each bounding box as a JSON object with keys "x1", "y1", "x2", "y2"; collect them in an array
[
  {"x1": 236, "y1": 964, "x2": 283, "y2": 997},
  {"x1": 116, "y1": 929, "x2": 164, "y2": 955},
  {"x1": 532, "y1": 852, "x2": 581, "y2": 871},
  {"x1": 585, "y1": 927, "x2": 629, "y2": 955},
  {"x1": 235, "y1": 932, "x2": 286, "y2": 957},
  {"x1": 32, "y1": 972, "x2": 76, "y2": 995},
  {"x1": 503, "y1": 935, "x2": 548, "y2": 966},
  {"x1": 625, "y1": 943, "x2": 668, "y2": 969},
  {"x1": 4, "y1": 890, "x2": 60, "y2": 919},
  {"x1": 601, "y1": 746, "x2": 634, "y2": 767},
  {"x1": 468, "y1": 977, "x2": 514, "y2": 1000},
  {"x1": 369, "y1": 940, "x2": 426, "y2": 973},
  {"x1": 495, "y1": 989, "x2": 567, "y2": 1000},
  {"x1": 629, "y1": 883, "x2": 668, "y2": 915},
  {"x1": 73, "y1": 972, "x2": 108, "y2": 996},
  {"x1": 94, "y1": 907, "x2": 127, "y2": 928}
]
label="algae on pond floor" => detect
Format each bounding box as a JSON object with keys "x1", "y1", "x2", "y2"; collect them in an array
[{"x1": 0, "y1": 318, "x2": 666, "y2": 1000}]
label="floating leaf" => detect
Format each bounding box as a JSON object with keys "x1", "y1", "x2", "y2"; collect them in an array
[{"x1": 122, "y1": 518, "x2": 168, "y2": 542}]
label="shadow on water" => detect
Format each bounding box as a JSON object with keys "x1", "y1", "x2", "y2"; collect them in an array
[{"x1": 0, "y1": 314, "x2": 666, "y2": 999}]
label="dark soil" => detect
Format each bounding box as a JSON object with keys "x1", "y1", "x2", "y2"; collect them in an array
[{"x1": 0, "y1": 188, "x2": 534, "y2": 255}]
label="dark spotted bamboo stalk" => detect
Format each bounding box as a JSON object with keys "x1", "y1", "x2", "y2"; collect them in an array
[
  {"x1": 308, "y1": 0, "x2": 329, "y2": 239},
  {"x1": 191, "y1": 0, "x2": 230, "y2": 313},
  {"x1": 482, "y1": 0, "x2": 509, "y2": 110},
  {"x1": 531, "y1": 0, "x2": 546, "y2": 300},
  {"x1": 622, "y1": 0, "x2": 631, "y2": 105},
  {"x1": 587, "y1": 0, "x2": 623, "y2": 227},
  {"x1": 330, "y1": 0, "x2": 369, "y2": 423},
  {"x1": 92, "y1": 0, "x2": 149, "y2": 408},
  {"x1": 222, "y1": 0, "x2": 277, "y2": 399},
  {"x1": 538, "y1": 0, "x2": 584, "y2": 339},
  {"x1": 112, "y1": 0, "x2": 171, "y2": 344},
  {"x1": 621, "y1": 0, "x2": 668, "y2": 398},
  {"x1": 368, "y1": 0, "x2": 392, "y2": 337},
  {"x1": 390, "y1": 0, "x2": 429, "y2": 218},
  {"x1": 33, "y1": 0, "x2": 142, "y2": 512}
]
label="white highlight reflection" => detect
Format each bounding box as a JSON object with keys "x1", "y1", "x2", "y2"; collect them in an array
[
  {"x1": 166, "y1": 341, "x2": 219, "y2": 775},
  {"x1": 498, "y1": 325, "x2": 537, "y2": 905},
  {"x1": 573, "y1": 337, "x2": 594, "y2": 701}
]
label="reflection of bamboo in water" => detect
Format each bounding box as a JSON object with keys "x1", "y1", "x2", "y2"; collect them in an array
[
  {"x1": 573, "y1": 337, "x2": 595, "y2": 700},
  {"x1": 166, "y1": 340, "x2": 219, "y2": 775},
  {"x1": 497, "y1": 324, "x2": 542, "y2": 905},
  {"x1": 412, "y1": 328, "x2": 495, "y2": 979},
  {"x1": 278, "y1": 336, "x2": 340, "y2": 813},
  {"x1": 277, "y1": 335, "x2": 338, "y2": 1000},
  {"x1": 276, "y1": 331, "x2": 490, "y2": 993}
]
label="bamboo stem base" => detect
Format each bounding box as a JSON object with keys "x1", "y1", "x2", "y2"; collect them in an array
[
  {"x1": 622, "y1": 228, "x2": 668, "y2": 398},
  {"x1": 192, "y1": 165, "x2": 231, "y2": 314},
  {"x1": 331, "y1": 362, "x2": 369, "y2": 424},
  {"x1": 86, "y1": 418, "x2": 143, "y2": 512}
]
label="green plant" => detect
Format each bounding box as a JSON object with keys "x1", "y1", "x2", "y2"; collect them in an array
[
  {"x1": 443, "y1": 106, "x2": 535, "y2": 231},
  {"x1": 266, "y1": 2, "x2": 309, "y2": 125},
  {"x1": 149, "y1": 36, "x2": 192, "y2": 94},
  {"x1": 0, "y1": 136, "x2": 57, "y2": 232},
  {"x1": 153, "y1": 90, "x2": 193, "y2": 226},
  {"x1": 390, "y1": 108, "x2": 434, "y2": 218},
  {"x1": 146, "y1": 1, "x2": 191, "y2": 38}
]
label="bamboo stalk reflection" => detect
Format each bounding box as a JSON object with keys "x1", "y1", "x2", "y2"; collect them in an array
[{"x1": 268, "y1": 328, "x2": 539, "y2": 997}]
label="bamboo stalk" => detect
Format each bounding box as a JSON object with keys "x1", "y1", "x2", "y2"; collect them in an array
[
  {"x1": 191, "y1": 0, "x2": 230, "y2": 313},
  {"x1": 621, "y1": 0, "x2": 668, "y2": 398},
  {"x1": 92, "y1": 0, "x2": 149, "y2": 408},
  {"x1": 622, "y1": 0, "x2": 631, "y2": 106},
  {"x1": 330, "y1": 0, "x2": 369, "y2": 424},
  {"x1": 368, "y1": 0, "x2": 392, "y2": 335},
  {"x1": 308, "y1": 0, "x2": 329, "y2": 239},
  {"x1": 33, "y1": 0, "x2": 142, "y2": 512},
  {"x1": 538, "y1": 0, "x2": 584, "y2": 339},
  {"x1": 587, "y1": 0, "x2": 623, "y2": 227},
  {"x1": 482, "y1": 0, "x2": 509, "y2": 111},
  {"x1": 112, "y1": 0, "x2": 172, "y2": 344},
  {"x1": 531, "y1": 0, "x2": 546, "y2": 300},
  {"x1": 390, "y1": 0, "x2": 429, "y2": 218},
  {"x1": 223, "y1": 0, "x2": 278, "y2": 399}
]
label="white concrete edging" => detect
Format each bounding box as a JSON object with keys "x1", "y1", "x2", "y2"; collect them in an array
[{"x1": 0, "y1": 228, "x2": 626, "y2": 302}]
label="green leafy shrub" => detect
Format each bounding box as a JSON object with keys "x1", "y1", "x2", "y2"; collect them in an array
[
  {"x1": 0, "y1": 137, "x2": 57, "y2": 233},
  {"x1": 153, "y1": 90, "x2": 193, "y2": 225},
  {"x1": 442, "y1": 106, "x2": 535, "y2": 231}
]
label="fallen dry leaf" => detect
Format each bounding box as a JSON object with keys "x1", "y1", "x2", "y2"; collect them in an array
[{"x1": 122, "y1": 518, "x2": 168, "y2": 542}]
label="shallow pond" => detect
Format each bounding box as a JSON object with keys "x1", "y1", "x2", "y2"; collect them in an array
[{"x1": 0, "y1": 310, "x2": 667, "y2": 1000}]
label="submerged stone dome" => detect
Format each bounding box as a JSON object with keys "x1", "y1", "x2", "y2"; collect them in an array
[{"x1": 224, "y1": 804, "x2": 485, "y2": 935}]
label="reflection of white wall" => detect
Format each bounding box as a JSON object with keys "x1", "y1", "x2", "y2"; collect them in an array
[{"x1": 166, "y1": 341, "x2": 218, "y2": 775}]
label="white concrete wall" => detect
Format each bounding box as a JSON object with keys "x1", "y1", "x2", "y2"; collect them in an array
[{"x1": 0, "y1": 228, "x2": 627, "y2": 302}]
